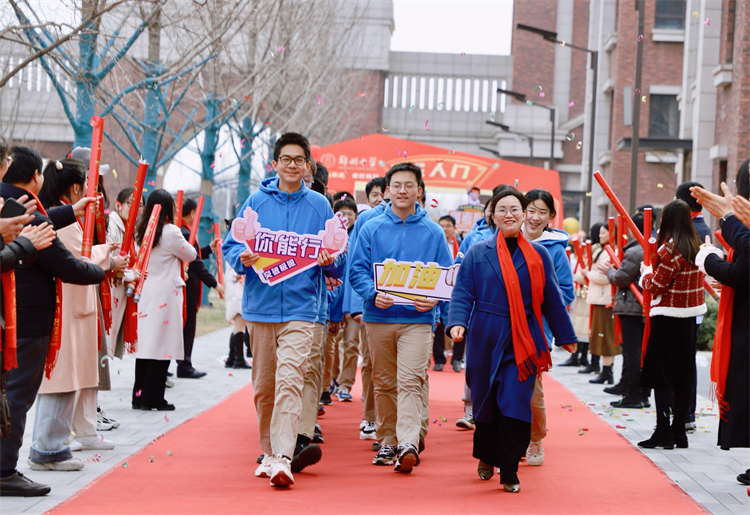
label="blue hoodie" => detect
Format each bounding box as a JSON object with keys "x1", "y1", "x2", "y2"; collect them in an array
[
  {"x1": 223, "y1": 177, "x2": 345, "y2": 323},
  {"x1": 524, "y1": 227, "x2": 575, "y2": 345},
  {"x1": 455, "y1": 217, "x2": 494, "y2": 265},
  {"x1": 327, "y1": 286, "x2": 345, "y2": 322},
  {"x1": 349, "y1": 202, "x2": 454, "y2": 325},
  {"x1": 343, "y1": 201, "x2": 389, "y2": 315}
]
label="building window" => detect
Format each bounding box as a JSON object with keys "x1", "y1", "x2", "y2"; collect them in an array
[
  {"x1": 726, "y1": 0, "x2": 736, "y2": 64},
  {"x1": 648, "y1": 94, "x2": 679, "y2": 138},
  {"x1": 654, "y1": 0, "x2": 685, "y2": 30}
]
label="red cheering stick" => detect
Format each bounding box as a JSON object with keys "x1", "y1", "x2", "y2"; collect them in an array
[
  {"x1": 119, "y1": 159, "x2": 148, "y2": 259},
  {"x1": 213, "y1": 223, "x2": 225, "y2": 298},
  {"x1": 585, "y1": 240, "x2": 593, "y2": 270},
  {"x1": 602, "y1": 244, "x2": 643, "y2": 305},
  {"x1": 82, "y1": 116, "x2": 104, "y2": 258},
  {"x1": 571, "y1": 239, "x2": 588, "y2": 286},
  {"x1": 617, "y1": 214, "x2": 626, "y2": 262},
  {"x1": 174, "y1": 190, "x2": 184, "y2": 229},
  {"x1": 128, "y1": 205, "x2": 161, "y2": 301},
  {"x1": 593, "y1": 171, "x2": 718, "y2": 300},
  {"x1": 188, "y1": 196, "x2": 204, "y2": 246}
]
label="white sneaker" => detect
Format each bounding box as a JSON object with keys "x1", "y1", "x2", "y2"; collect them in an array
[
  {"x1": 526, "y1": 440, "x2": 544, "y2": 466},
  {"x1": 98, "y1": 406, "x2": 120, "y2": 429},
  {"x1": 68, "y1": 440, "x2": 83, "y2": 452},
  {"x1": 76, "y1": 435, "x2": 115, "y2": 450},
  {"x1": 254, "y1": 455, "x2": 273, "y2": 478},
  {"x1": 96, "y1": 418, "x2": 114, "y2": 431},
  {"x1": 28, "y1": 457, "x2": 84, "y2": 471},
  {"x1": 269, "y1": 455, "x2": 294, "y2": 487},
  {"x1": 359, "y1": 421, "x2": 377, "y2": 440},
  {"x1": 359, "y1": 419, "x2": 367, "y2": 430}
]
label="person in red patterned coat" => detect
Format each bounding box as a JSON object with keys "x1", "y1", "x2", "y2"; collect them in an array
[{"x1": 637, "y1": 200, "x2": 705, "y2": 451}]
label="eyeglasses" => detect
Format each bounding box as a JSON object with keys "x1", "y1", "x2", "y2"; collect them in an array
[
  {"x1": 495, "y1": 208, "x2": 524, "y2": 216},
  {"x1": 390, "y1": 182, "x2": 417, "y2": 192},
  {"x1": 277, "y1": 155, "x2": 307, "y2": 166}
]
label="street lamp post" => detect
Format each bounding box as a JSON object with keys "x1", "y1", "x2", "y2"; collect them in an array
[
  {"x1": 497, "y1": 87, "x2": 556, "y2": 168},
  {"x1": 517, "y1": 23, "x2": 599, "y2": 230},
  {"x1": 486, "y1": 120, "x2": 534, "y2": 166}
]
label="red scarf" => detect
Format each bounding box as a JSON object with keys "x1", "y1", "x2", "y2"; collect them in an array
[
  {"x1": 495, "y1": 231, "x2": 551, "y2": 381},
  {"x1": 690, "y1": 212, "x2": 702, "y2": 220},
  {"x1": 1, "y1": 269, "x2": 17, "y2": 370},
  {"x1": 19, "y1": 190, "x2": 64, "y2": 379},
  {"x1": 710, "y1": 237, "x2": 735, "y2": 420},
  {"x1": 94, "y1": 195, "x2": 112, "y2": 333},
  {"x1": 450, "y1": 236, "x2": 459, "y2": 260}
]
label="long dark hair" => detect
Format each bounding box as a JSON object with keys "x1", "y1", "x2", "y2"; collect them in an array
[
  {"x1": 656, "y1": 199, "x2": 701, "y2": 264},
  {"x1": 589, "y1": 222, "x2": 604, "y2": 245},
  {"x1": 136, "y1": 189, "x2": 174, "y2": 248},
  {"x1": 736, "y1": 157, "x2": 750, "y2": 200},
  {"x1": 39, "y1": 158, "x2": 86, "y2": 209}
]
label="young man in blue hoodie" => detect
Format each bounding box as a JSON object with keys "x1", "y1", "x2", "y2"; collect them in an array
[
  {"x1": 222, "y1": 133, "x2": 344, "y2": 488},
  {"x1": 349, "y1": 163, "x2": 453, "y2": 473}
]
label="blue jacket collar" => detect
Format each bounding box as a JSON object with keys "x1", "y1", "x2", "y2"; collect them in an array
[
  {"x1": 383, "y1": 202, "x2": 427, "y2": 224},
  {"x1": 260, "y1": 176, "x2": 309, "y2": 204}
]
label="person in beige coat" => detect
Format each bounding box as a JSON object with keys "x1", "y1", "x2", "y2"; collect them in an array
[
  {"x1": 132, "y1": 189, "x2": 196, "y2": 411},
  {"x1": 31, "y1": 159, "x2": 126, "y2": 469},
  {"x1": 575, "y1": 225, "x2": 620, "y2": 384}
]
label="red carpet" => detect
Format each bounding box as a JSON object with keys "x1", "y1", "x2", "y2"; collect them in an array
[{"x1": 52, "y1": 371, "x2": 706, "y2": 515}]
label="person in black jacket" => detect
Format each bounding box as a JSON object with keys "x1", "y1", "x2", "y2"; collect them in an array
[
  {"x1": 177, "y1": 198, "x2": 224, "y2": 378},
  {"x1": 0, "y1": 147, "x2": 105, "y2": 495},
  {"x1": 600, "y1": 213, "x2": 651, "y2": 409}
]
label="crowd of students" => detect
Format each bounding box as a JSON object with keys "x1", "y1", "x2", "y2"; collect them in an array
[{"x1": 0, "y1": 130, "x2": 747, "y2": 497}]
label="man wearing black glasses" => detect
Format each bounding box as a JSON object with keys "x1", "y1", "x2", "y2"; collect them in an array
[{"x1": 223, "y1": 133, "x2": 344, "y2": 488}]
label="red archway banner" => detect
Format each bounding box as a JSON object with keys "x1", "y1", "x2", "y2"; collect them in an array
[{"x1": 313, "y1": 134, "x2": 563, "y2": 228}]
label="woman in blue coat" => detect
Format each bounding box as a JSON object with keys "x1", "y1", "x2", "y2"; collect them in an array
[{"x1": 447, "y1": 189, "x2": 577, "y2": 493}]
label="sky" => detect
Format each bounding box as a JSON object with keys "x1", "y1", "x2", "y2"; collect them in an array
[{"x1": 390, "y1": 0, "x2": 514, "y2": 56}]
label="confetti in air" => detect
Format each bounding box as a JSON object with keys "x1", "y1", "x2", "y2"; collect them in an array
[
  {"x1": 382, "y1": 127, "x2": 390, "y2": 132},
  {"x1": 318, "y1": 95, "x2": 323, "y2": 105},
  {"x1": 158, "y1": 303, "x2": 167, "y2": 309},
  {"x1": 460, "y1": 52, "x2": 465, "y2": 56},
  {"x1": 576, "y1": 141, "x2": 583, "y2": 150},
  {"x1": 210, "y1": 162, "x2": 215, "y2": 169},
  {"x1": 657, "y1": 183, "x2": 664, "y2": 188},
  {"x1": 642, "y1": 95, "x2": 647, "y2": 102},
  {"x1": 408, "y1": 105, "x2": 415, "y2": 113},
  {"x1": 566, "y1": 132, "x2": 575, "y2": 141},
  {"x1": 113, "y1": 169, "x2": 118, "y2": 178},
  {"x1": 147, "y1": 180, "x2": 155, "y2": 186},
  {"x1": 492, "y1": 162, "x2": 499, "y2": 169},
  {"x1": 539, "y1": 92, "x2": 545, "y2": 98},
  {"x1": 122, "y1": 462, "x2": 129, "y2": 468},
  {"x1": 514, "y1": 179, "x2": 519, "y2": 187},
  {"x1": 437, "y1": 102, "x2": 445, "y2": 109},
  {"x1": 356, "y1": 91, "x2": 366, "y2": 97},
  {"x1": 526, "y1": 100, "x2": 533, "y2": 105},
  {"x1": 277, "y1": 46, "x2": 285, "y2": 52},
  {"x1": 164, "y1": 415, "x2": 169, "y2": 422},
  {"x1": 425, "y1": 120, "x2": 430, "y2": 131},
  {"x1": 568, "y1": 101, "x2": 575, "y2": 107},
  {"x1": 430, "y1": 199, "x2": 439, "y2": 208},
  {"x1": 637, "y1": 34, "x2": 644, "y2": 41},
  {"x1": 135, "y1": 389, "x2": 142, "y2": 397},
  {"x1": 705, "y1": 18, "x2": 710, "y2": 25},
  {"x1": 635, "y1": 87, "x2": 640, "y2": 94},
  {"x1": 149, "y1": 456, "x2": 155, "y2": 462},
  {"x1": 449, "y1": 147, "x2": 455, "y2": 154},
  {"x1": 693, "y1": 11, "x2": 699, "y2": 17},
  {"x1": 489, "y1": 111, "x2": 495, "y2": 120},
  {"x1": 167, "y1": 450, "x2": 173, "y2": 457}
]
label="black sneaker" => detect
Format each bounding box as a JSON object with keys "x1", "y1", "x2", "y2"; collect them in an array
[
  {"x1": 256, "y1": 454, "x2": 264, "y2": 464},
  {"x1": 291, "y1": 443, "x2": 322, "y2": 473},
  {"x1": 394, "y1": 443, "x2": 419, "y2": 473},
  {"x1": 320, "y1": 392, "x2": 332, "y2": 405},
  {"x1": 0, "y1": 471, "x2": 51, "y2": 497},
  {"x1": 312, "y1": 431, "x2": 324, "y2": 444},
  {"x1": 372, "y1": 444, "x2": 396, "y2": 465},
  {"x1": 372, "y1": 441, "x2": 380, "y2": 451}
]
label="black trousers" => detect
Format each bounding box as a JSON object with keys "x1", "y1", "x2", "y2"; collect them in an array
[
  {"x1": 432, "y1": 322, "x2": 446, "y2": 365},
  {"x1": 177, "y1": 296, "x2": 199, "y2": 373},
  {"x1": 133, "y1": 359, "x2": 170, "y2": 408},
  {"x1": 619, "y1": 315, "x2": 644, "y2": 399},
  {"x1": 0, "y1": 335, "x2": 49, "y2": 476},
  {"x1": 472, "y1": 384, "x2": 530, "y2": 485}
]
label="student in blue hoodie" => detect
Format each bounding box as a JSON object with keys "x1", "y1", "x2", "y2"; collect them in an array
[
  {"x1": 349, "y1": 163, "x2": 453, "y2": 473},
  {"x1": 222, "y1": 133, "x2": 344, "y2": 488},
  {"x1": 343, "y1": 178, "x2": 388, "y2": 444},
  {"x1": 521, "y1": 189, "x2": 575, "y2": 468}
]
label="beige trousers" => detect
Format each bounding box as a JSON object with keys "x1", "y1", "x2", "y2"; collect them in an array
[
  {"x1": 338, "y1": 320, "x2": 360, "y2": 390},
  {"x1": 247, "y1": 321, "x2": 314, "y2": 458},
  {"x1": 72, "y1": 389, "x2": 97, "y2": 438},
  {"x1": 359, "y1": 325, "x2": 376, "y2": 423},
  {"x1": 299, "y1": 323, "x2": 325, "y2": 440},
  {"x1": 530, "y1": 374, "x2": 547, "y2": 442},
  {"x1": 322, "y1": 326, "x2": 342, "y2": 393},
  {"x1": 365, "y1": 322, "x2": 432, "y2": 447}
]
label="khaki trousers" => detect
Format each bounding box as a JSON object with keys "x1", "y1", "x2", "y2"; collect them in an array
[
  {"x1": 359, "y1": 325, "x2": 376, "y2": 422},
  {"x1": 365, "y1": 322, "x2": 432, "y2": 447},
  {"x1": 530, "y1": 374, "x2": 547, "y2": 442},
  {"x1": 299, "y1": 323, "x2": 325, "y2": 440},
  {"x1": 322, "y1": 326, "x2": 341, "y2": 393},
  {"x1": 338, "y1": 320, "x2": 360, "y2": 390},
  {"x1": 247, "y1": 321, "x2": 314, "y2": 458}
]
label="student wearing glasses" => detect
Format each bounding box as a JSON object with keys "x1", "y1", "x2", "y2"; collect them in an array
[{"x1": 222, "y1": 133, "x2": 345, "y2": 488}]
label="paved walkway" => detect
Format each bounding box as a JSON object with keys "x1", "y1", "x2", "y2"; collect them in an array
[
  {"x1": 3, "y1": 328, "x2": 748, "y2": 514},
  {"x1": 548, "y1": 347, "x2": 749, "y2": 515}
]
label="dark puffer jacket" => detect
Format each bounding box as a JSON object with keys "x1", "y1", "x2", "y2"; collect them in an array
[{"x1": 606, "y1": 239, "x2": 643, "y2": 317}]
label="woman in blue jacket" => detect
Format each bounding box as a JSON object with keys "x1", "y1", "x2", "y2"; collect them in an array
[
  {"x1": 521, "y1": 189, "x2": 575, "y2": 467},
  {"x1": 447, "y1": 189, "x2": 577, "y2": 493}
]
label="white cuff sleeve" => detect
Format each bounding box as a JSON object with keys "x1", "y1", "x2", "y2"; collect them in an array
[
  {"x1": 695, "y1": 247, "x2": 723, "y2": 274},
  {"x1": 638, "y1": 265, "x2": 653, "y2": 288}
]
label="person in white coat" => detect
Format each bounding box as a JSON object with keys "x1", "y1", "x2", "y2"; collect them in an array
[{"x1": 132, "y1": 189, "x2": 196, "y2": 410}]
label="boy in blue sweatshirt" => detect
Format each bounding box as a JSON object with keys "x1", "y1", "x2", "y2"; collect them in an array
[
  {"x1": 349, "y1": 163, "x2": 453, "y2": 473},
  {"x1": 222, "y1": 133, "x2": 344, "y2": 488}
]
